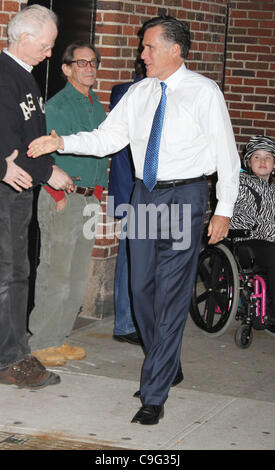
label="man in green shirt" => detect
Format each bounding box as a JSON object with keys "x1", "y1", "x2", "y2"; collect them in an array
[{"x1": 29, "y1": 41, "x2": 108, "y2": 366}]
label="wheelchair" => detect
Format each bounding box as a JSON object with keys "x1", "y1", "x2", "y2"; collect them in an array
[{"x1": 189, "y1": 230, "x2": 275, "y2": 348}]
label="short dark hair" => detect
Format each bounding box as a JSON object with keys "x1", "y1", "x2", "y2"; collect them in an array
[
  {"x1": 138, "y1": 15, "x2": 191, "y2": 59},
  {"x1": 62, "y1": 40, "x2": 101, "y2": 68}
]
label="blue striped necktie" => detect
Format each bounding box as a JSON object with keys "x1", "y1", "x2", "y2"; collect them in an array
[{"x1": 143, "y1": 82, "x2": 167, "y2": 192}]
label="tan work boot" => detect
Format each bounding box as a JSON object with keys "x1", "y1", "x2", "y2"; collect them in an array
[
  {"x1": 32, "y1": 347, "x2": 66, "y2": 367},
  {"x1": 56, "y1": 343, "x2": 86, "y2": 361}
]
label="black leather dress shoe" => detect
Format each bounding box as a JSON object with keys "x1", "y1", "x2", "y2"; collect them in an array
[
  {"x1": 131, "y1": 405, "x2": 164, "y2": 425},
  {"x1": 133, "y1": 370, "x2": 184, "y2": 398},
  {"x1": 113, "y1": 332, "x2": 141, "y2": 346}
]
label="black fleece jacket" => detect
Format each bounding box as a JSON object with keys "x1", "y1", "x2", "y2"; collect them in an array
[{"x1": 0, "y1": 51, "x2": 54, "y2": 185}]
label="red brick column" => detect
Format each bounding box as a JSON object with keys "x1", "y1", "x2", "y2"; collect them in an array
[
  {"x1": 225, "y1": 1, "x2": 275, "y2": 148},
  {"x1": 1, "y1": 1, "x2": 274, "y2": 316},
  {"x1": 0, "y1": 0, "x2": 22, "y2": 50}
]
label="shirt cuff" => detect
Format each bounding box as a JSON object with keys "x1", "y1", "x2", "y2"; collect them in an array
[
  {"x1": 214, "y1": 201, "x2": 234, "y2": 218},
  {"x1": 58, "y1": 136, "x2": 69, "y2": 154}
]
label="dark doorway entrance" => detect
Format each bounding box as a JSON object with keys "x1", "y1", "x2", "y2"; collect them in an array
[{"x1": 27, "y1": 0, "x2": 97, "y2": 100}]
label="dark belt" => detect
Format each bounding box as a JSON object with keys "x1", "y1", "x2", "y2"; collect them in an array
[
  {"x1": 136, "y1": 175, "x2": 206, "y2": 189},
  {"x1": 74, "y1": 186, "x2": 94, "y2": 197}
]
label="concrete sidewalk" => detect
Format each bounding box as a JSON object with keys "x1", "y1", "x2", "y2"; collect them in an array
[{"x1": 0, "y1": 316, "x2": 275, "y2": 450}]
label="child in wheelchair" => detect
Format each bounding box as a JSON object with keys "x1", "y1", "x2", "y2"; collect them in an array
[{"x1": 229, "y1": 135, "x2": 275, "y2": 325}]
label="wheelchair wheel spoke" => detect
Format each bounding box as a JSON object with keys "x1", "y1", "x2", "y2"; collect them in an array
[
  {"x1": 206, "y1": 295, "x2": 216, "y2": 328},
  {"x1": 213, "y1": 291, "x2": 229, "y2": 314},
  {"x1": 197, "y1": 290, "x2": 210, "y2": 304},
  {"x1": 198, "y1": 263, "x2": 211, "y2": 290},
  {"x1": 209, "y1": 253, "x2": 223, "y2": 289}
]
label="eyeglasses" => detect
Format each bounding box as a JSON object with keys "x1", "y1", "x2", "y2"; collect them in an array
[{"x1": 70, "y1": 59, "x2": 98, "y2": 68}]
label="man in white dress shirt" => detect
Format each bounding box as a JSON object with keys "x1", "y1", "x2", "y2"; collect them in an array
[{"x1": 28, "y1": 15, "x2": 240, "y2": 424}]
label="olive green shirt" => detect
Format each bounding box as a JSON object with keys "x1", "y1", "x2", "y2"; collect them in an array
[{"x1": 45, "y1": 82, "x2": 108, "y2": 188}]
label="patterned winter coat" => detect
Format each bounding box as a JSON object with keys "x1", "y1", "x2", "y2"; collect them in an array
[{"x1": 230, "y1": 172, "x2": 275, "y2": 243}]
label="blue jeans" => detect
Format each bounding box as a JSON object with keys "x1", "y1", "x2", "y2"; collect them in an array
[{"x1": 113, "y1": 228, "x2": 136, "y2": 336}]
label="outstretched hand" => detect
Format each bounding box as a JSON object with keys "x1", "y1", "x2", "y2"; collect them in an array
[
  {"x1": 3, "y1": 150, "x2": 33, "y2": 191},
  {"x1": 27, "y1": 130, "x2": 64, "y2": 158}
]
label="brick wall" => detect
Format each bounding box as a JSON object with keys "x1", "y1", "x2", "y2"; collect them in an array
[
  {"x1": 94, "y1": 0, "x2": 230, "y2": 258},
  {"x1": 225, "y1": 0, "x2": 275, "y2": 148},
  {"x1": 93, "y1": 0, "x2": 275, "y2": 258},
  {"x1": 94, "y1": 0, "x2": 275, "y2": 145},
  {"x1": 0, "y1": 1, "x2": 274, "y2": 261},
  {"x1": 95, "y1": 0, "x2": 229, "y2": 107},
  {"x1": 0, "y1": 0, "x2": 22, "y2": 50}
]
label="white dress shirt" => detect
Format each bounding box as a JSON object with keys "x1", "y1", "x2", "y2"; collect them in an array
[{"x1": 62, "y1": 63, "x2": 240, "y2": 217}]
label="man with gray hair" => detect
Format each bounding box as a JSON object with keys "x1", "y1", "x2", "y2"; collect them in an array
[{"x1": 0, "y1": 4, "x2": 73, "y2": 389}]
